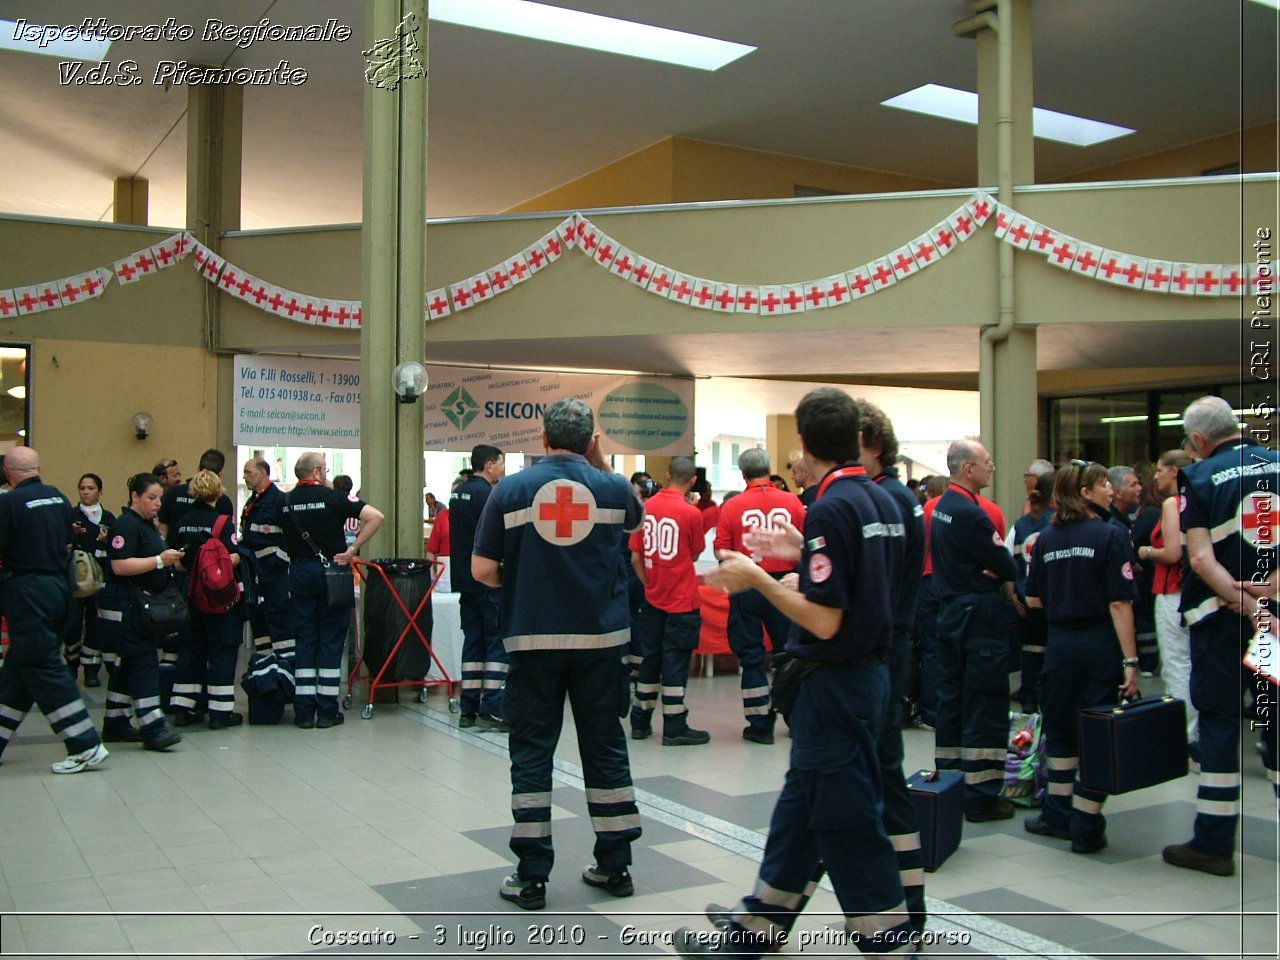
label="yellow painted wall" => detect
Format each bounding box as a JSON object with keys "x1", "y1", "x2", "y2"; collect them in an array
[
  {"x1": 30, "y1": 338, "x2": 219, "y2": 502},
  {"x1": 1053, "y1": 121, "x2": 1277, "y2": 183},
  {"x1": 505, "y1": 140, "x2": 676, "y2": 213},
  {"x1": 506, "y1": 137, "x2": 961, "y2": 213}
]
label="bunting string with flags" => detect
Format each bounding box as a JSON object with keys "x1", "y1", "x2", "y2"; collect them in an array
[{"x1": 0, "y1": 196, "x2": 1267, "y2": 331}]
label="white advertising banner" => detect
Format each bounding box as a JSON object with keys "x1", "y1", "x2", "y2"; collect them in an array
[
  {"x1": 426, "y1": 367, "x2": 694, "y2": 456},
  {"x1": 234, "y1": 355, "x2": 694, "y2": 455},
  {"x1": 234, "y1": 355, "x2": 362, "y2": 448}
]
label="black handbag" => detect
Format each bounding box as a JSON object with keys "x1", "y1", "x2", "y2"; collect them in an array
[{"x1": 131, "y1": 579, "x2": 190, "y2": 640}]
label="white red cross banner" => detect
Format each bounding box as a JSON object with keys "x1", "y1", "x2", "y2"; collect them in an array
[{"x1": 2, "y1": 196, "x2": 1262, "y2": 328}]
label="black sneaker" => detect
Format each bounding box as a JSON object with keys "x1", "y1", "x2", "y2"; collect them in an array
[
  {"x1": 171, "y1": 711, "x2": 205, "y2": 728},
  {"x1": 294, "y1": 715, "x2": 316, "y2": 729},
  {"x1": 581, "y1": 863, "x2": 634, "y2": 897},
  {"x1": 1071, "y1": 834, "x2": 1108, "y2": 855},
  {"x1": 1024, "y1": 816, "x2": 1070, "y2": 840},
  {"x1": 102, "y1": 727, "x2": 142, "y2": 744},
  {"x1": 477, "y1": 714, "x2": 508, "y2": 733},
  {"x1": 965, "y1": 798, "x2": 1015, "y2": 822},
  {"x1": 208, "y1": 712, "x2": 244, "y2": 730},
  {"x1": 631, "y1": 726, "x2": 652, "y2": 740},
  {"x1": 663, "y1": 727, "x2": 711, "y2": 746},
  {"x1": 499, "y1": 873, "x2": 546, "y2": 910},
  {"x1": 316, "y1": 713, "x2": 345, "y2": 729},
  {"x1": 459, "y1": 714, "x2": 477, "y2": 729},
  {"x1": 83, "y1": 673, "x2": 101, "y2": 688},
  {"x1": 742, "y1": 726, "x2": 774, "y2": 745},
  {"x1": 143, "y1": 728, "x2": 182, "y2": 751}
]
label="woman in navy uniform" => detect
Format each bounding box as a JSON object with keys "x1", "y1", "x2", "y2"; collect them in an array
[
  {"x1": 171, "y1": 470, "x2": 243, "y2": 730},
  {"x1": 98, "y1": 473, "x2": 184, "y2": 751},
  {"x1": 1024, "y1": 461, "x2": 1139, "y2": 854},
  {"x1": 1006, "y1": 470, "x2": 1055, "y2": 713},
  {"x1": 66, "y1": 472, "x2": 114, "y2": 687}
]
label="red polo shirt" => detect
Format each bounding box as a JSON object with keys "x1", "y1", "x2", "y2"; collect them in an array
[
  {"x1": 714, "y1": 479, "x2": 806, "y2": 575},
  {"x1": 629, "y1": 487, "x2": 702, "y2": 612}
]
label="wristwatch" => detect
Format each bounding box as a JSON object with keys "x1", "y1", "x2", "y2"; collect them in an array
[
  {"x1": 155, "y1": 554, "x2": 165, "y2": 570},
  {"x1": 1122, "y1": 657, "x2": 1140, "y2": 668}
]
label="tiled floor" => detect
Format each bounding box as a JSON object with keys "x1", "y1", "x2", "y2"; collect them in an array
[{"x1": 0, "y1": 655, "x2": 1275, "y2": 960}]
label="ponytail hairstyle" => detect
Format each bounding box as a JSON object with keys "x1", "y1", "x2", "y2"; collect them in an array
[
  {"x1": 126, "y1": 472, "x2": 162, "y2": 500},
  {"x1": 1052, "y1": 460, "x2": 1110, "y2": 524}
]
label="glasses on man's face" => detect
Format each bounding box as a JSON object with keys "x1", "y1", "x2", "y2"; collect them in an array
[{"x1": 968, "y1": 460, "x2": 994, "y2": 469}]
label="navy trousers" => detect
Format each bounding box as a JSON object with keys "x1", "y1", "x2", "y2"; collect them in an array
[
  {"x1": 290, "y1": 559, "x2": 350, "y2": 722},
  {"x1": 630, "y1": 602, "x2": 701, "y2": 736},
  {"x1": 0, "y1": 575, "x2": 99, "y2": 757},
  {"x1": 934, "y1": 591, "x2": 1010, "y2": 814},
  {"x1": 722, "y1": 661, "x2": 915, "y2": 954},
  {"x1": 505, "y1": 647, "x2": 640, "y2": 882},
  {"x1": 458, "y1": 588, "x2": 506, "y2": 717},
  {"x1": 727, "y1": 582, "x2": 790, "y2": 735}
]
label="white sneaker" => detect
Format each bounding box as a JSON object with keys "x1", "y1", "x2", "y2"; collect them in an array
[{"x1": 51, "y1": 742, "x2": 108, "y2": 775}]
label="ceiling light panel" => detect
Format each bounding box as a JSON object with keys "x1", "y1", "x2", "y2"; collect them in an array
[
  {"x1": 0, "y1": 18, "x2": 111, "y2": 61},
  {"x1": 882, "y1": 83, "x2": 1135, "y2": 147},
  {"x1": 430, "y1": 0, "x2": 755, "y2": 71}
]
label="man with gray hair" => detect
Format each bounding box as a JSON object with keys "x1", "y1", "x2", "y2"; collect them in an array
[
  {"x1": 713, "y1": 447, "x2": 805, "y2": 744},
  {"x1": 930, "y1": 439, "x2": 1019, "y2": 822},
  {"x1": 473, "y1": 397, "x2": 644, "y2": 910},
  {"x1": 1163, "y1": 396, "x2": 1279, "y2": 877}
]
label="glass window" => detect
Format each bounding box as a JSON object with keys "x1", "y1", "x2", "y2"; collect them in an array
[{"x1": 0, "y1": 345, "x2": 31, "y2": 448}]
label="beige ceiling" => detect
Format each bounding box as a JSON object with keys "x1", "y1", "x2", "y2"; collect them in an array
[{"x1": 1, "y1": 1, "x2": 1273, "y2": 383}]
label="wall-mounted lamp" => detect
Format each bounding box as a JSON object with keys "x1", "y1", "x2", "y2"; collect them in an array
[
  {"x1": 393, "y1": 361, "x2": 428, "y2": 404},
  {"x1": 132, "y1": 411, "x2": 154, "y2": 440}
]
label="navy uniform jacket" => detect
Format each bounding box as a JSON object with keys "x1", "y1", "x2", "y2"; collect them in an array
[
  {"x1": 1025, "y1": 506, "x2": 1137, "y2": 628},
  {"x1": 1180, "y1": 436, "x2": 1280, "y2": 627},
  {"x1": 449, "y1": 474, "x2": 494, "y2": 593},
  {"x1": 788, "y1": 465, "x2": 905, "y2": 662},
  {"x1": 159, "y1": 482, "x2": 233, "y2": 547},
  {"x1": 174, "y1": 502, "x2": 237, "y2": 567},
  {"x1": 105, "y1": 509, "x2": 169, "y2": 590},
  {"x1": 872, "y1": 466, "x2": 925, "y2": 632},
  {"x1": 473, "y1": 453, "x2": 642, "y2": 652},
  {"x1": 282, "y1": 483, "x2": 364, "y2": 561},
  {"x1": 930, "y1": 482, "x2": 1018, "y2": 601},
  {"x1": 1008, "y1": 508, "x2": 1054, "y2": 599},
  {"x1": 240, "y1": 482, "x2": 287, "y2": 560},
  {"x1": 0, "y1": 476, "x2": 74, "y2": 575},
  {"x1": 73, "y1": 504, "x2": 116, "y2": 568}
]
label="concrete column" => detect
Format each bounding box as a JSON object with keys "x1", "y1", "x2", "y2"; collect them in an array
[
  {"x1": 112, "y1": 177, "x2": 149, "y2": 225},
  {"x1": 185, "y1": 80, "x2": 242, "y2": 452},
  {"x1": 362, "y1": 0, "x2": 428, "y2": 558},
  {"x1": 765, "y1": 413, "x2": 801, "y2": 485},
  {"x1": 965, "y1": 0, "x2": 1038, "y2": 517}
]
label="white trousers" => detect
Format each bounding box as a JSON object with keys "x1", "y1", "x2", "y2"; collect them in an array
[{"x1": 1155, "y1": 591, "x2": 1199, "y2": 742}]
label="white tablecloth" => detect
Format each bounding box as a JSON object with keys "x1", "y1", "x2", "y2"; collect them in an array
[{"x1": 426, "y1": 590, "x2": 463, "y2": 681}]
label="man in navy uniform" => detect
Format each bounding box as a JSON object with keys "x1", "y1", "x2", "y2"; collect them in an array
[
  {"x1": 0, "y1": 447, "x2": 109, "y2": 774},
  {"x1": 450, "y1": 443, "x2": 507, "y2": 731},
  {"x1": 473, "y1": 397, "x2": 643, "y2": 911},
  {"x1": 713, "y1": 447, "x2": 805, "y2": 745},
  {"x1": 677, "y1": 387, "x2": 915, "y2": 956},
  {"x1": 931, "y1": 439, "x2": 1019, "y2": 822},
  {"x1": 1164, "y1": 396, "x2": 1280, "y2": 877},
  {"x1": 857, "y1": 398, "x2": 928, "y2": 934},
  {"x1": 241, "y1": 457, "x2": 294, "y2": 671},
  {"x1": 282, "y1": 453, "x2": 384, "y2": 729}
]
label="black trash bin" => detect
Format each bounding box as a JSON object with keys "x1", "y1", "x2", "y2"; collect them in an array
[{"x1": 362, "y1": 559, "x2": 436, "y2": 685}]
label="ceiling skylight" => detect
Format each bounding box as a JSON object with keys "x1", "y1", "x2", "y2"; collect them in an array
[
  {"x1": 431, "y1": 0, "x2": 755, "y2": 71},
  {"x1": 881, "y1": 83, "x2": 1135, "y2": 147},
  {"x1": 0, "y1": 19, "x2": 111, "y2": 61}
]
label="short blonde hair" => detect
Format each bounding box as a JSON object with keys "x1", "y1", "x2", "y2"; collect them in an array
[{"x1": 188, "y1": 469, "x2": 223, "y2": 504}]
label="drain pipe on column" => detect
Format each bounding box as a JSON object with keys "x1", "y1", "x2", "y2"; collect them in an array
[{"x1": 955, "y1": 0, "x2": 1016, "y2": 454}]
